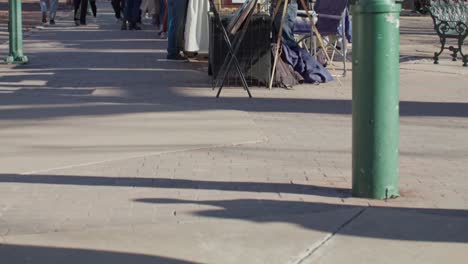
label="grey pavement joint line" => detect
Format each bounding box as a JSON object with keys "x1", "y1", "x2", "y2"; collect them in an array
[
  {"x1": 292, "y1": 208, "x2": 367, "y2": 264},
  {"x1": 19, "y1": 139, "x2": 266, "y2": 175},
  {"x1": 399, "y1": 66, "x2": 467, "y2": 75}
]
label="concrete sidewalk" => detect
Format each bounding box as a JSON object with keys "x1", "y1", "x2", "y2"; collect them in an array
[{"x1": 0, "y1": 1, "x2": 467, "y2": 263}]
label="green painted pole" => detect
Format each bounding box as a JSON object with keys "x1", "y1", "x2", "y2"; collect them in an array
[
  {"x1": 6, "y1": 0, "x2": 28, "y2": 64},
  {"x1": 351, "y1": 0, "x2": 401, "y2": 199}
]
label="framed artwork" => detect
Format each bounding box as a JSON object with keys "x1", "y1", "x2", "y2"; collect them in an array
[
  {"x1": 219, "y1": 0, "x2": 245, "y2": 9},
  {"x1": 215, "y1": 0, "x2": 263, "y2": 14},
  {"x1": 226, "y1": 0, "x2": 247, "y2": 4},
  {"x1": 226, "y1": 0, "x2": 257, "y2": 34}
]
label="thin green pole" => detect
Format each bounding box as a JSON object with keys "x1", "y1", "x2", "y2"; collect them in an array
[
  {"x1": 6, "y1": 0, "x2": 28, "y2": 64},
  {"x1": 351, "y1": 0, "x2": 401, "y2": 199}
]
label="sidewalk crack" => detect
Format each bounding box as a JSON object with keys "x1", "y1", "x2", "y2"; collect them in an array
[{"x1": 292, "y1": 207, "x2": 367, "y2": 264}]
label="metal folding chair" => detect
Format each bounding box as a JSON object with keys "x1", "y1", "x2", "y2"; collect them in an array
[
  {"x1": 208, "y1": 0, "x2": 258, "y2": 98},
  {"x1": 294, "y1": 0, "x2": 350, "y2": 76}
]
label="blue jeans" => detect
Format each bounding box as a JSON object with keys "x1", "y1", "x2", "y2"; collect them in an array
[
  {"x1": 337, "y1": 8, "x2": 352, "y2": 43},
  {"x1": 270, "y1": 1, "x2": 298, "y2": 49},
  {"x1": 159, "y1": 0, "x2": 166, "y2": 20},
  {"x1": 40, "y1": 0, "x2": 59, "y2": 20},
  {"x1": 167, "y1": 0, "x2": 188, "y2": 56},
  {"x1": 125, "y1": 0, "x2": 142, "y2": 24}
]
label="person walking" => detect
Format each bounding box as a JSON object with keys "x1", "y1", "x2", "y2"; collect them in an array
[
  {"x1": 89, "y1": 0, "x2": 97, "y2": 19},
  {"x1": 111, "y1": 0, "x2": 125, "y2": 21},
  {"x1": 122, "y1": 0, "x2": 143, "y2": 30},
  {"x1": 184, "y1": 0, "x2": 209, "y2": 54},
  {"x1": 74, "y1": 0, "x2": 89, "y2": 26},
  {"x1": 166, "y1": 0, "x2": 188, "y2": 61},
  {"x1": 141, "y1": 0, "x2": 161, "y2": 29},
  {"x1": 158, "y1": 0, "x2": 168, "y2": 38},
  {"x1": 40, "y1": 0, "x2": 59, "y2": 25}
]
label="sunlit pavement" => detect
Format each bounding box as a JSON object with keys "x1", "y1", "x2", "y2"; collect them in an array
[{"x1": 0, "y1": 1, "x2": 467, "y2": 263}]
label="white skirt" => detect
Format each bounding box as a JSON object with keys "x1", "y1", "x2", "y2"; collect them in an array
[
  {"x1": 184, "y1": 0, "x2": 209, "y2": 53},
  {"x1": 140, "y1": 0, "x2": 157, "y2": 15}
]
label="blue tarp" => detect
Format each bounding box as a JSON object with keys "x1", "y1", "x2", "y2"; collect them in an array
[{"x1": 281, "y1": 43, "x2": 333, "y2": 84}]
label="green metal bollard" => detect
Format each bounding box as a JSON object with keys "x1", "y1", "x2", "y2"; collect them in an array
[
  {"x1": 351, "y1": 0, "x2": 401, "y2": 199},
  {"x1": 5, "y1": 0, "x2": 28, "y2": 64}
]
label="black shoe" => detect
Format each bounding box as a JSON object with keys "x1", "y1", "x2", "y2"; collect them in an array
[
  {"x1": 42, "y1": 13, "x2": 47, "y2": 23},
  {"x1": 184, "y1": 51, "x2": 198, "y2": 59},
  {"x1": 50, "y1": 20, "x2": 55, "y2": 25},
  {"x1": 166, "y1": 54, "x2": 188, "y2": 62},
  {"x1": 121, "y1": 22, "x2": 127, "y2": 30},
  {"x1": 129, "y1": 23, "x2": 140, "y2": 30},
  {"x1": 74, "y1": 20, "x2": 80, "y2": 26}
]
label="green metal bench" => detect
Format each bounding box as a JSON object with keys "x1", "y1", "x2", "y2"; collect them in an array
[{"x1": 428, "y1": 0, "x2": 468, "y2": 66}]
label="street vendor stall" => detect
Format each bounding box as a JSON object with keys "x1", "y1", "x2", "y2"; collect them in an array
[{"x1": 182, "y1": 0, "x2": 337, "y2": 96}]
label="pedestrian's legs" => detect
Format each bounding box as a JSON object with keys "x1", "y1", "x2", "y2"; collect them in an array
[
  {"x1": 40, "y1": 0, "x2": 48, "y2": 23},
  {"x1": 49, "y1": 0, "x2": 59, "y2": 21},
  {"x1": 174, "y1": 0, "x2": 188, "y2": 52},
  {"x1": 123, "y1": 0, "x2": 141, "y2": 29},
  {"x1": 152, "y1": 0, "x2": 161, "y2": 26},
  {"x1": 134, "y1": 0, "x2": 143, "y2": 28},
  {"x1": 120, "y1": 0, "x2": 126, "y2": 17},
  {"x1": 124, "y1": 0, "x2": 134, "y2": 24},
  {"x1": 162, "y1": 0, "x2": 167, "y2": 32},
  {"x1": 73, "y1": 0, "x2": 82, "y2": 25},
  {"x1": 136, "y1": 1, "x2": 142, "y2": 24},
  {"x1": 89, "y1": 0, "x2": 97, "y2": 17},
  {"x1": 111, "y1": 0, "x2": 121, "y2": 19},
  {"x1": 121, "y1": 0, "x2": 130, "y2": 29},
  {"x1": 159, "y1": 0, "x2": 165, "y2": 20},
  {"x1": 40, "y1": 0, "x2": 48, "y2": 13},
  {"x1": 167, "y1": 0, "x2": 177, "y2": 56},
  {"x1": 80, "y1": 0, "x2": 88, "y2": 24}
]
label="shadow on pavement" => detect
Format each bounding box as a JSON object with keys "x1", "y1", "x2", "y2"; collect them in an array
[
  {"x1": 1, "y1": 173, "x2": 467, "y2": 243},
  {"x1": 135, "y1": 198, "x2": 468, "y2": 243},
  {"x1": 1, "y1": 94, "x2": 468, "y2": 119},
  {"x1": 0, "y1": 173, "x2": 350, "y2": 197},
  {"x1": 1, "y1": 12, "x2": 467, "y2": 119},
  {"x1": 0, "y1": 244, "x2": 200, "y2": 264}
]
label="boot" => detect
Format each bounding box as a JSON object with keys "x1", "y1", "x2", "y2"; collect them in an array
[
  {"x1": 132, "y1": 23, "x2": 141, "y2": 30},
  {"x1": 42, "y1": 12, "x2": 47, "y2": 24},
  {"x1": 121, "y1": 21, "x2": 127, "y2": 30}
]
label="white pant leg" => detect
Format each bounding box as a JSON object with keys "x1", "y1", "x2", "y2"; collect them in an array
[{"x1": 184, "y1": 0, "x2": 209, "y2": 53}]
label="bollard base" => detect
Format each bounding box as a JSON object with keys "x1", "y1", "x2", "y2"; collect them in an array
[
  {"x1": 5, "y1": 55, "x2": 29, "y2": 64},
  {"x1": 352, "y1": 186, "x2": 400, "y2": 200}
]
